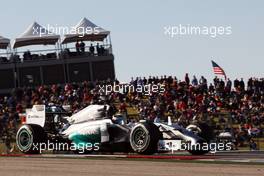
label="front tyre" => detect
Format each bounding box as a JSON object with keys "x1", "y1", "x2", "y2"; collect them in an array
[
  {"x1": 16, "y1": 124, "x2": 46, "y2": 154},
  {"x1": 186, "y1": 122, "x2": 214, "y2": 155},
  {"x1": 187, "y1": 140, "x2": 209, "y2": 155},
  {"x1": 186, "y1": 122, "x2": 214, "y2": 142}
]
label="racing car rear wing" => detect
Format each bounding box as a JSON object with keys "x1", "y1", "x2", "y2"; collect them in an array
[{"x1": 25, "y1": 105, "x2": 46, "y2": 127}]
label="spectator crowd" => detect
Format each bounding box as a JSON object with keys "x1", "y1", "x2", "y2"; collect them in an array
[{"x1": 0, "y1": 74, "x2": 264, "y2": 151}]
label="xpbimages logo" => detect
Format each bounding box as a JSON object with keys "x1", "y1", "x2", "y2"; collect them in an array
[
  {"x1": 164, "y1": 24, "x2": 232, "y2": 38},
  {"x1": 31, "y1": 140, "x2": 100, "y2": 154},
  {"x1": 32, "y1": 24, "x2": 101, "y2": 37},
  {"x1": 159, "y1": 140, "x2": 233, "y2": 154},
  {"x1": 98, "y1": 83, "x2": 166, "y2": 95}
]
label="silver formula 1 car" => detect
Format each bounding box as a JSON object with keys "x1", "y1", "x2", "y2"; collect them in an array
[{"x1": 16, "y1": 104, "x2": 214, "y2": 155}]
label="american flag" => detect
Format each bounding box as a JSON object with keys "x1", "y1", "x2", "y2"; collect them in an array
[{"x1": 211, "y1": 60, "x2": 227, "y2": 79}]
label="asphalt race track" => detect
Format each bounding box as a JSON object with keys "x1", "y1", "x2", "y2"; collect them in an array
[{"x1": 0, "y1": 151, "x2": 264, "y2": 176}]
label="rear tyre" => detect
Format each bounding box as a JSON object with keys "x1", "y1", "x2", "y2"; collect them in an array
[
  {"x1": 16, "y1": 124, "x2": 46, "y2": 154},
  {"x1": 187, "y1": 140, "x2": 209, "y2": 155},
  {"x1": 130, "y1": 122, "x2": 161, "y2": 154}
]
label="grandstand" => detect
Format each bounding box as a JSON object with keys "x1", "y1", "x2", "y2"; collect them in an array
[
  {"x1": 0, "y1": 18, "x2": 115, "y2": 94},
  {"x1": 0, "y1": 75, "x2": 263, "y2": 153}
]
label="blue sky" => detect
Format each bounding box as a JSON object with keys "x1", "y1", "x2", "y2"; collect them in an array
[{"x1": 1, "y1": 0, "x2": 263, "y2": 82}]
